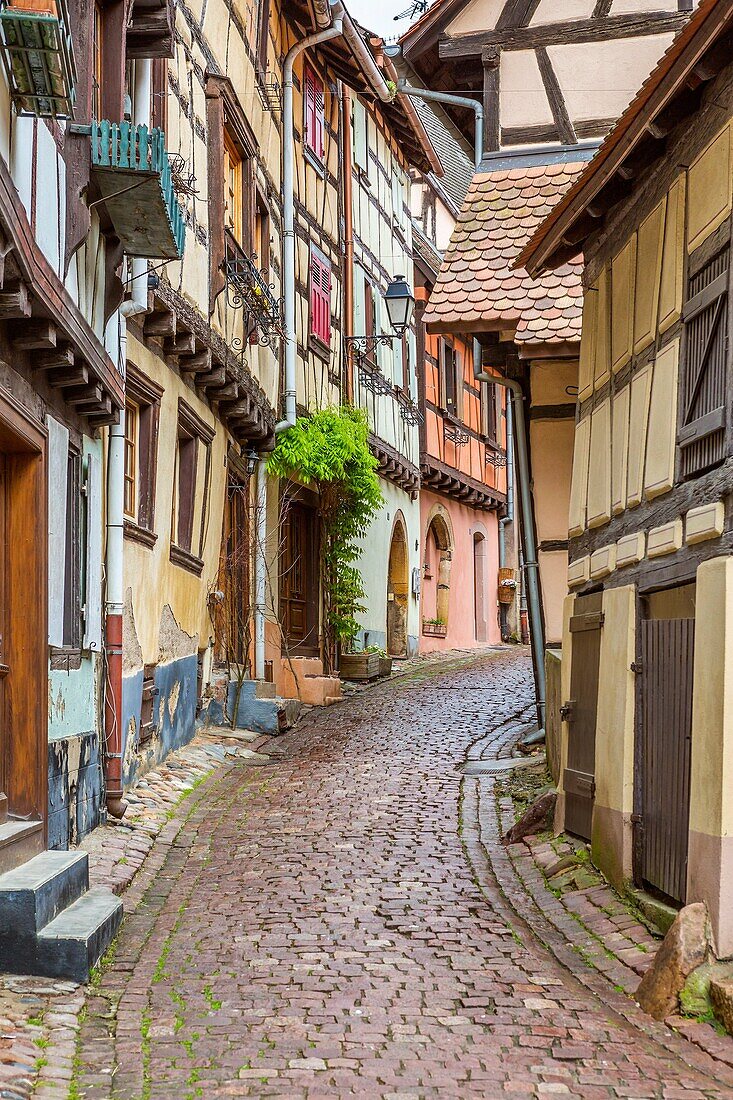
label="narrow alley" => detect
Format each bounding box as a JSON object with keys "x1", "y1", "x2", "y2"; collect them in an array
[{"x1": 68, "y1": 652, "x2": 727, "y2": 1099}]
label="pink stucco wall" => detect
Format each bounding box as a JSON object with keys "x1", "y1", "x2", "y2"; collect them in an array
[{"x1": 419, "y1": 490, "x2": 501, "y2": 653}]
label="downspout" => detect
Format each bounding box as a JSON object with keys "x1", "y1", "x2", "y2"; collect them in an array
[
  {"x1": 277, "y1": 2, "x2": 346, "y2": 434},
  {"x1": 342, "y1": 83, "x2": 355, "y2": 403},
  {"x1": 498, "y1": 395, "x2": 514, "y2": 568},
  {"x1": 476, "y1": 369, "x2": 546, "y2": 736},
  {"x1": 104, "y1": 57, "x2": 152, "y2": 818},
  {"x1": 395, "y1": 80, "x2": 483, "y2": 170}
]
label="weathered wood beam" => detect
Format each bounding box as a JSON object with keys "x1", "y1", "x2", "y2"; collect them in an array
[
  {"x1": 47, "y1": 365, "x2": 89, "y2": 390},
  {"x1": 178, "y1": 350, "x2": 212, "y2": 374},
  {"x1": 0, "y1": 282, "x2": 31, "y2": 320},
  {"x1": 164, "y1": 330, "x2": 196, "y2": 358},
  {"x1": 210, "y1": 382, "x2": 239, "y2": 400},
  {"x1": 646, "y1": 85, "x2": 701, "y2": 139},
  {"x1": 482, "y1": 46, "x2": 501, "y2": 154},
  {"x1": 439, "y1": 12, "x2": 689, "y2": 57},
  {"x1": 64, "y1": 383, "x2": 104, "y2": 408},
  {"x1": 195, "y1": 366, "x2": 226, "y2": 392},
  {"x1": 33, "y1": 346, "x2": 75, "y2": 372},
  {"x1": 586, "y1": 174, "x2": 633, "y2": 219},
  {"x1": 536, "y1": 46, "x2": 576, "y2": 145},
  {"x1": 143, "y1": 309, "x2": 176, "y2": 338},
  {"x1": 11, "y1": 318, "x2": 57, "y2": 350}
]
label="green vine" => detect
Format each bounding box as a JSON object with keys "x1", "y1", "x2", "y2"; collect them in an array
[{"x1": 267, "y1": 406, "x2": 382, "y2": 673}]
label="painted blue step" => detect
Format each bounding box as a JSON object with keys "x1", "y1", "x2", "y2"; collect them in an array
[
  {"x1": 0, "y1": 850, "x2": 88, "y2": 933},
  {"x1": 37, "y1": 886, "x2": 123, "y2": 982}
]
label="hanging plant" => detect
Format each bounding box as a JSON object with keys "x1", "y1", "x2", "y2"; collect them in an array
[{"x1": 267, "y1": 406, "x2": 383, "y2": 673}]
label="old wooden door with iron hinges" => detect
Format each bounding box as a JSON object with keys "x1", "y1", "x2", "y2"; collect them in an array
[
  {"x1": 564, "y1": 592, "x2": 603, "y2": 841},
  {"x1": 638, "y1": 617, "x2": 694, "y2": 905}
]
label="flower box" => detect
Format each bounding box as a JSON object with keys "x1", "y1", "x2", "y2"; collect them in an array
[
  {"x1": 339, "y1": 652, "x2": 380, "y2": 681},
  {"x1": 422, "y1": 620, "x2": 447, "y2": 638},
  {"x1": 378, "y1": 656, "x2": 392, "y2": 678}
]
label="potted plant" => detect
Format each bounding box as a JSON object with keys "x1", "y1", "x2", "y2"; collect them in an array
[{"x1": 422, "y1": 617, "x2": 447, "y2": 638}]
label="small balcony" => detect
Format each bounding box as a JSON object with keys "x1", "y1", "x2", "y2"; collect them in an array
[
  {"x1": 86, "y1": 121, "x2": 185, "y2": 260},
  {"x1": 0, "y1": 0, "x2": 76, "y2": 118}
]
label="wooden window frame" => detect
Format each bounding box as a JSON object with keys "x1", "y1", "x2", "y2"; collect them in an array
[
  {"x1": 170, "y1": 400, "x2": 215, "y2": 576},
  {"x1": 441, "y1": 338, "x2": 458, "y2": 416},
  {"x1": 303, "y1": 64, "x2": 325, "y2": 163},
  {"x1": 63, "y1": 447, "x2": 82, "y2": 650},
  {"x1": 481, "y1": 379, "x2": 498, "y2": 443},
  {"x1": 256, "y1": 0, "x2": 270, "y2": 71},
  {"x1": 124, "y1": 399, "x2": 138, "y2": 521},
  {"x1": 309, "y1": 244, "x2": 332, "y2": 349},
  {"x1": 124, "y1": 364, "x2": 162, "y2": 549},
  {"x1": 223, "y1": 128, "x2": 244, "y2": 247},
  {"x1": 205, "y1": 75, "x2": 257, "y2": 311}
]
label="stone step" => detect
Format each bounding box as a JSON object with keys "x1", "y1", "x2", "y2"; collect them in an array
[
  {"x1": 0, "y1": 850, "x2": 89, "y2": 935},
  {"x1": 36, "y1": 886, "x2": 123, "y2": 982}
]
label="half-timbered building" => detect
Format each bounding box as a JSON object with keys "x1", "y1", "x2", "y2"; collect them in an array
[
  {"x1": 409, "y1": 117, "x2": 508, "y2": 650},
  {"x1": 345, "y1": 73, "x2": 439, "y2": 660},
  {"x1": 397, "y1": 0, "x2": 693, "y2": 717},
  {"x1": 522, "y1": 0, "x2": 733, "y2": 956}
]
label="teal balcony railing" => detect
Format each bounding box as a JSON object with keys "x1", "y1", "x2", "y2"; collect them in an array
[{"x1": 88, "y1": 121, "x2": 185, "y2": 260}]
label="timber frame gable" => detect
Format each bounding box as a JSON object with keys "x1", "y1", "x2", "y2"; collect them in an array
[{"x1": 400, "y1": 0, "x2": 694, "y2": 151}]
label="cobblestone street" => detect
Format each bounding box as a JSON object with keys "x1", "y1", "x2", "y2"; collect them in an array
[{"x1": 70, "y1": 650, "x2": 731, "y2": 1098}]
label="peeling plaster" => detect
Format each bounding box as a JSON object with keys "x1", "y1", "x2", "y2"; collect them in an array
[
  {"x1": 123, "y1": 588, "x2": 144, "y2": 674},
  {"x1": 158, "y1": 604, "x2": 198, "y2": 664}
]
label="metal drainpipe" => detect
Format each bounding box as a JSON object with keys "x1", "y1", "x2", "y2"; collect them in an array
[
  {"x1": 498, "y1": 395, "x2": 514, "y2": 567},
  {"x1": 476, "y1": 369, "x2": 546, "y2": 735},
  {"x1": 396, "y1": 80, "x2": 483, "y2": 170},
  {"x1": 104, "y1": 57, "x2": 153, "y2": 818}
]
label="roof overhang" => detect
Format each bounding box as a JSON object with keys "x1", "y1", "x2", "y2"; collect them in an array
[{"x1": 520, "y1": 0, "x2": 733, "y2": 275}]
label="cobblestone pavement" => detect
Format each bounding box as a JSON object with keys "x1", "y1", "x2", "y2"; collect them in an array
[{"x1": 72, "y1": 649, "x2": 732, "y2": 1098}]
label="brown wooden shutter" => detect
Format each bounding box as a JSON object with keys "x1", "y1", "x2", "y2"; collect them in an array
[
  {"x1": 678, "y1": 246, "x2": 730, "y2": 478},
  {"x1": 205, "y1": 77, "x2": 227, "y2": 314}
]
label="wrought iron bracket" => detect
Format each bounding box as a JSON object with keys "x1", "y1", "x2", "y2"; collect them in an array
[{"x1": 224, "y1": 253, "x2": 284, "y2": 349}]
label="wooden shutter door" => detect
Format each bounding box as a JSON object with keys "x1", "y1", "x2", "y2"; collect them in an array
[
  {"x1": 304, "y1": 68, "x2": 316, "y2": 153},
  {"x1": 564, "y1": 592, "x2": 603, "y2": 840},
  {"x1": 639, "y1": 617, "x2": 694, "y2": 904},
  {"x1": 679, "y1": 246, "x2": 729, "y2": 478},
  {"x1": 314, "y1": 77, "x2": 325, "y2": 158}
]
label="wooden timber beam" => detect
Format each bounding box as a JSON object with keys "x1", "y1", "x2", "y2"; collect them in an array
[
  {"x1": 143, "y1": 308, "x2": 176, "y2": 339},
  {"x1": 0, "y1": 282, "x2": 31, "y2": 320},
  {"x1": 11, "y1": 318, "x2": 57, "y2": 349},
  {"x1": 178, "y1": 350, "x2": 212, "y2": 375},
  {"x1": 439, "y1": 12, "x2": 689, "y2": 57},
  {"x1": 164, "y1": 330, "x2": 196, "y2": 359},
  {"x1": 33, "y1": 345, "x2": 75, "y2": 372},
  {"x1": 65, "y1": 383, "x2": 104, "y2": 409},
  {"x1": 47, "y1": 364, "x2": 89, "y2": 389}
]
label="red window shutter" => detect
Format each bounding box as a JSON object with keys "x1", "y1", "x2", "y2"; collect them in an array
[{"x1": 310, "y1": 250, "x2": 331, "y2": 345}]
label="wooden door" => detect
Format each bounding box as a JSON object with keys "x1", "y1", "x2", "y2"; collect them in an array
[
  {"x1": 564, "y1": 592, "x2": 603, "y2": 840},
  {"x1": 220, "y1": 478, "x2": 250, "y2": 667},
  {"x1": 638, "y1": 618, "x2": 694, "y2": 904},
  {"x1": 280, "y1": 502, "x2": 319, "y2": 655}
]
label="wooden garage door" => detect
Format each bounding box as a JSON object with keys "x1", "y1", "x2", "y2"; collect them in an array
[
  {"x1": 639, "y1": 618, "x2": 694, "y2": 904},
  {"x1": 564, "y1": 592, "x2": 603, "y2": 841}
]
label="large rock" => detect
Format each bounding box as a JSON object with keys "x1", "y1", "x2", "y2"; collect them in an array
[
  {"x1": 710, "y1": 978, "x2": 733, "y2": 1035},
  {"x1": 503, "y1": 791, "x2": 556, "y2": 845},
  {"x1": 635, "y1": 902, "x2": 709, "y2": 1019}
]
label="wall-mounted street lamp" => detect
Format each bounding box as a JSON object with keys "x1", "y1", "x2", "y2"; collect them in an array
[{"x1": 346, "y1": 275, "x2": 421, "y2": 425}]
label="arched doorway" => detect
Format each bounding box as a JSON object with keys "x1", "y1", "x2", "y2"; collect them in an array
[
  {"x1": 473, "y1": 532, "x2": 487, "y2": 642},
  {"x1": 387, "y1": 515, "x2": 409, "y2": 656},
  {"x1": 423, "y1": 507, "x2": 453, "y2": 636}
]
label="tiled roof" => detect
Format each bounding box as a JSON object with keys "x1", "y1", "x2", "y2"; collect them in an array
[
  {"x1": 411, "y1": 221, "x2": 443, "y2": 276},
  {"x1": 422, "y1": 160, "x2": 586, "y2": 345}
]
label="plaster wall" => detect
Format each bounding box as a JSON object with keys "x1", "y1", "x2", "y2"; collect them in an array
[
  {"x1": 419, "y1": 490, "x2": 501, "y2": 652},
  {"x1": 354, "y1": 479, "x2": 421, "y2": 657}
]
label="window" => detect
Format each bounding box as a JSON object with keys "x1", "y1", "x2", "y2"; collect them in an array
[
  {"x1": 124, "y1": 365, "x2": 162, "y2": 546},
  {"x1": 256, "y1": 0, "x2": 270, "y2": 70},
  {"x1": 255, "y1": 192, "x2": 270, "y2": 276},
  {"x1": 224, "y1": 130, "x2": 243, "y2": 245},
  {"x1": 309, "y1": 246, "x2": 331, "y2": 347},
  {"x1": 304, "y1": 65, "x2": 325, "y2": 161},
  {"x1": 679, "y1": 246, "x2": 730, "y2": 479},
  {"x1": 170, "y1": 400, "x2": 215, "y2": 575},
  {"x1": 63, "y1": 449, "x2": 81, "y2": 649},
  {"x1": 392, "y1": 169, "x2": 406, "y2": 229},
  {"x1": 124, "y1": 401, "x2": 138, "y2": 520},
  {"x1": 441, "y1": 340, "x2": 458, "y2": 415},
  {"x1": 481, "y1": 380, "x2": 498, "y2": 442},
  {"x1": 352, "y1": 97, "x2": 368, "y2": 174}
]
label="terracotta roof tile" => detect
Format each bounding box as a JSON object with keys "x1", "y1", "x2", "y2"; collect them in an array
[{"x1": 422, "y1": 160, "x2": 585, "y2": 344}]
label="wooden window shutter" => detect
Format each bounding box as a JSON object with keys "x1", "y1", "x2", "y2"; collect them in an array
[
  {"x1": 83, "y1": 452, "x2": 103, "y2": 652},
  {"x1": 47, "y1": 416, "x2": 69, "y2": 648},
  {"x1": 678, "y1": 246, "x2": 730, "y2": 478},
  {"x1": 309, "y1": 248, "x2": 331, "y2": 345},
  {"x1": 304, "y1": 67, "x2": 325, "y2": 159}
]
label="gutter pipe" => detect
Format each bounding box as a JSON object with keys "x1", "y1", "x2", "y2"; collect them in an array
[
  {"x1": 476, "y1": 369, "x2": 546, "y2": 735},
  {"x1": 104, "y1": 57, "x2": 153, "y2": 819},
  {"x1": 396, "y1": 79, "x2": 483, "y2": 170},
  {"x1": 498, "y1": 395, "x2": 514, "y2": 568}
]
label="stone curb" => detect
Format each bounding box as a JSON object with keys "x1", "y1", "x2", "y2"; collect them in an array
[{"x1": 462, "y1": 718, "x2": 733, "y2": 1090}]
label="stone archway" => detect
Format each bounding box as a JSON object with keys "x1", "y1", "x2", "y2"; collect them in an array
[
  {"x1": 423, "y1": 506, "x2": 454, "y2": 633},
  {"x1": 387, "y1": 514, "x2": 409, "y2": 657}
]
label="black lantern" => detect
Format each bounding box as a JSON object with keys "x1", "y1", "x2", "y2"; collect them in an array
[{"x1": 383, "y1": 275, "x2": 415, "y2": 336}]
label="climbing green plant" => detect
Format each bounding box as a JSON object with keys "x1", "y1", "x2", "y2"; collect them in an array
[{"x1": 267, "y1": 406, "x2": 382, "y2": 673}]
